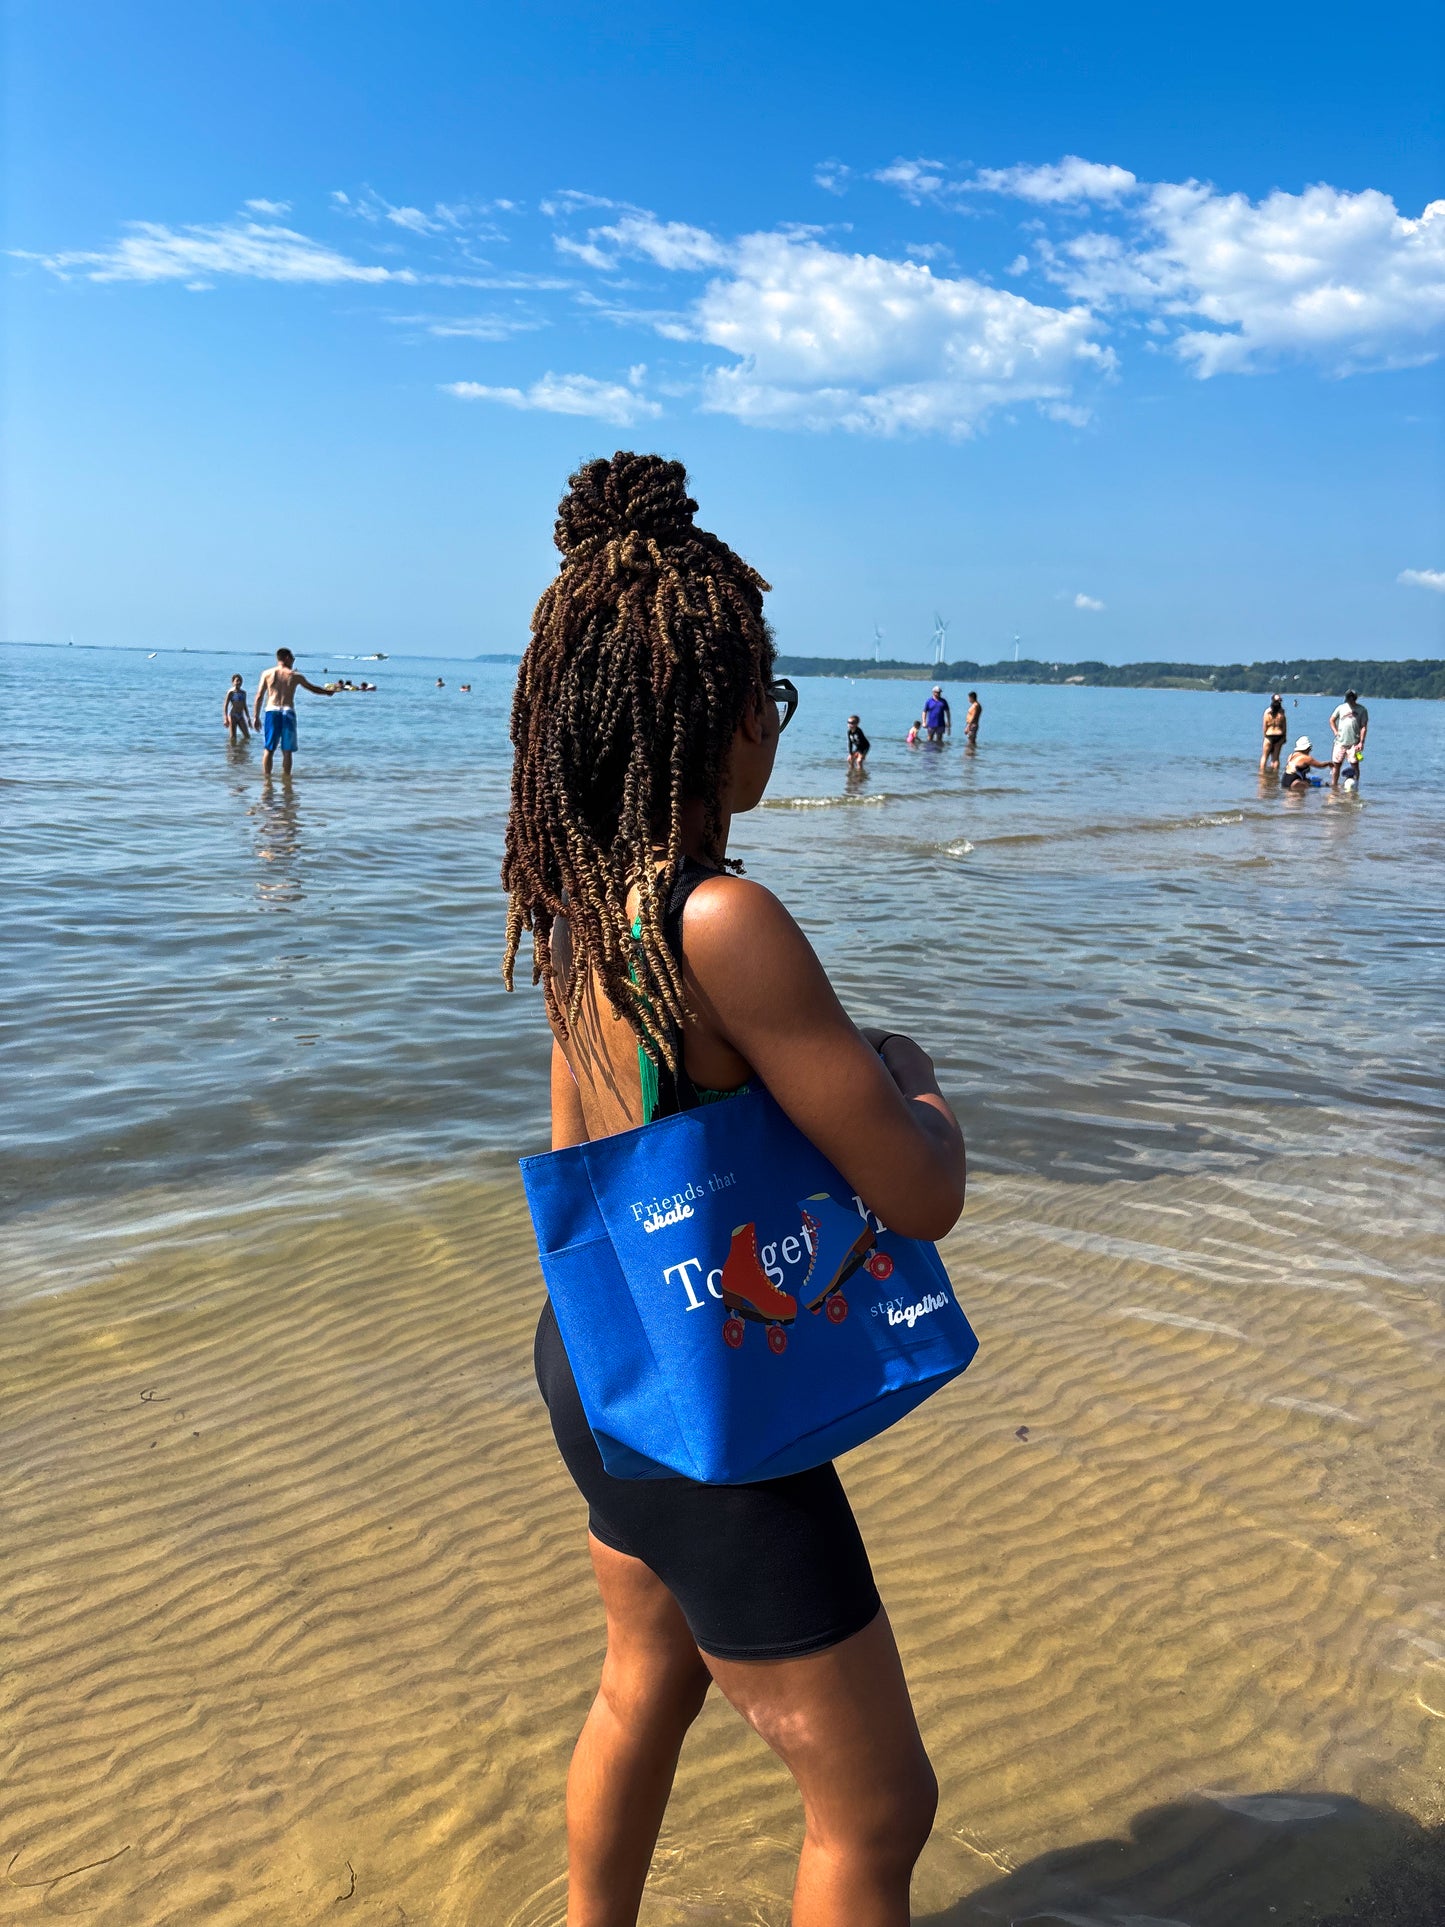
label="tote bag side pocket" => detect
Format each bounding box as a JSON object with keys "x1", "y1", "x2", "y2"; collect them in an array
[
  {"x1": 523, "y1": 1146, "x2": 704, "y2": 1482},
  {"x1": 573, "y1": 1136, "x2": 713, "y2": 1481}
]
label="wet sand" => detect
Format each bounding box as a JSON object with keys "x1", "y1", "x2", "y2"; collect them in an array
[{"x1": 3, "y1": 1155, "x2": 1441, "y2": 1926}]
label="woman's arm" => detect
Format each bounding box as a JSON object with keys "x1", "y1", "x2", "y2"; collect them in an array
[
  {"x1": 551, "y1": 1039, "x2": 589, "y2": 1150},
  {"x1": 680, "y1": 879, "x2": 966, "y2": 1241}
]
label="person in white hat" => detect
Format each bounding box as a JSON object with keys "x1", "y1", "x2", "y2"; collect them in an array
[{"x1": 1280, "y1": 736, "x2": 1331, "y2": 789}]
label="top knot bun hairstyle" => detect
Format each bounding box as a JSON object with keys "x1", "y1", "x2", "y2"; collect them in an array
[
  {"x1": 552, "y1": 450, "x2": 702, "y2": 559},
  {"x1": 503, "y1": 452, "x2": 773, "y2": 1065}
]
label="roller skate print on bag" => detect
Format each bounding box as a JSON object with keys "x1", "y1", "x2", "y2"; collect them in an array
[
  {"x1": 720, "y1": 1222, "x2": 798, "y2": 1354},
  {"x1": 799, "y1": 1191, "x2": 889, "y2": 1323}
]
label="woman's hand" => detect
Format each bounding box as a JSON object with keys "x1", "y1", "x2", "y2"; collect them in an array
[{"x1": 859, "y1": 1028, "x2": 941, "y2": 1096}]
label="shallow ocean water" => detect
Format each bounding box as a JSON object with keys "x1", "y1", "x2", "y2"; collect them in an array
[
  {"x1": 4, "y1": 641, "x2": 1443, "y2": 1215},
  {"x1": 2, "y1": 641, "x2": 1443, "y2": 1925}
]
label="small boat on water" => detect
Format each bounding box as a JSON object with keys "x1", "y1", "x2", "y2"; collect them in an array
[{"x1": 362, "y1": 652, "x2": 388, "y2": 661}]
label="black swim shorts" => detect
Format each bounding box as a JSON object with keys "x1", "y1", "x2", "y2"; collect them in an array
[{"x1": 533, "y1": 1298, "x2": 881, "y2": 1662}]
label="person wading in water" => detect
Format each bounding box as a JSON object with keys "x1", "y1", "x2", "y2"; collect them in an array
[
  {"x1": 251, "y1": 648, "x2": 336, "y2": 777},
  {"x1": 1260, "y1": 694, "x2": 1287, "y2": 773},
  {"x1": 503, "y1": 452, "x2": 966, "y2": 1927}
]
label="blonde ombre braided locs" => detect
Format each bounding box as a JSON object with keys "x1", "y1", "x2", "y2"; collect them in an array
[{"x1": 502, "y1": 453, "x2": 773, "y2": 1069}]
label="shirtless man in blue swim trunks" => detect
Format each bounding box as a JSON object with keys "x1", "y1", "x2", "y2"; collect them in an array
[{"x1": 251, "y1": 647, "x2": 336, "y2": 776}]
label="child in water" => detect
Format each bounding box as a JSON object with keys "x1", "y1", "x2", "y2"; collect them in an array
[
  {"x1": 906, "y1": 719, "x2": 920, "y2": 746},
  {"x1": 847, "y1": 714, "x2": 870, "y2": 768},
  {"x1": 222, "y1": 675, "x2": 250, "y2": 743}
]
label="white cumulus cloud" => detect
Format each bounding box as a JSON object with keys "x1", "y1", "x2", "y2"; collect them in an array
[
  {"x1": 443, "y1": 372, "x2": 660, "y2": 424},
  {"x1": 871, "y1": 158, "x2": 950, "y2": 203},
  {"x1": 1398, "y1": 567, "x2": 1445, "y2": 592},
  {"x1": 1044, "y1": 179, "x2": 1445, "y2": 376},
  {"x1": 244, "y1": 197, "x2": 291, "y2": 216},
  {"x1": 1073, "y1": 592, "x2": 1105, "y2": 611},
  {"x1": 550, "y1": 208, "x2": 1113, "y2": 437},
  {"x1": 971, "y1": 157, "x2": 1138, "y2": 204},
  {"x1": 22, "y1": 217, "x2": 412, "y2": 285},
  {"x1": 696, "y1": 236, "x2": 1111, "y2": 435}
]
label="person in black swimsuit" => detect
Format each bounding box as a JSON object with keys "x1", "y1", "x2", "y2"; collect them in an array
[
  {"x1": 1260, "y1": 694, "x2": 1287, "y2": 773},
  {"x1": 503, "y1": 453, "x2": 967, "y2": 1927}
]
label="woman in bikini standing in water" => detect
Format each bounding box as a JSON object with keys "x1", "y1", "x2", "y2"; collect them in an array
[
  {"x1": 1260, "y1": 693, "x2": 1288, "y2": 773},
  {"x1": 503, "y1": 453, "x2": 967, "y2": 1927}
]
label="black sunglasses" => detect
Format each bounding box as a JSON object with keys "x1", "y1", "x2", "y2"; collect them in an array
[{"x1": 765, "y1": 676, "x2": 799, "y2": 733}]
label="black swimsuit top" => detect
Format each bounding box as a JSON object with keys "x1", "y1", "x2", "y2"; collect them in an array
[{"x1": 631, "y1": 859, "x2": 751, "y2": 1122}]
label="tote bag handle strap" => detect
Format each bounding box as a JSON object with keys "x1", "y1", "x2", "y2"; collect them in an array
[{"x1": 635, "y1": 858, "x2": 730, "y2": 1121}]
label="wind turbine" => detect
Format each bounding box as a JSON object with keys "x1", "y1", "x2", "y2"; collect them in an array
[
  {"x1": 930, "y1": 613, "x2": 949, "y2": 667},
  {"x1": 873, "y1": 623, "x2": 885, "y2": 664}
]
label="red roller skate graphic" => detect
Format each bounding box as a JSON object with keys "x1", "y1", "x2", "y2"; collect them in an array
[
  {"x1": 720, "y1": 1223, "x2": 798, "y2": 1353},
  {"x1": 799, "y1": 1193, "x2": 877, "y2": 1323}
]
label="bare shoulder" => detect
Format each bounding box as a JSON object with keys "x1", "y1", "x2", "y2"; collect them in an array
[
  {"x1": 680, "y1": 874, "x2": 811, "y2": 961},
  {"x1": 678, "y1": 874, "x2": 835, "y2": 1019}
]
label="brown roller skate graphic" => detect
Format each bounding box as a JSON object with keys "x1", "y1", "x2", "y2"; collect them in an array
[{"x1": 720, "y1": 1222, "x2": 798, "y2": 1354}]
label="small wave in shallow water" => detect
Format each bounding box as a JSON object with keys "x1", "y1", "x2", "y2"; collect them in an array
[{"x1": 760, "y1": 789, "x2": 892, "y2": 808}]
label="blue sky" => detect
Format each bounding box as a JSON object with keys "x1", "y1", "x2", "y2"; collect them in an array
[{"x1": 4, "y1": 0, "x2": 1443, "y2": 663}]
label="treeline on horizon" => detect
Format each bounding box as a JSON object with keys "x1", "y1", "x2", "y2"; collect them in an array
[{"x1": 771, "y1": 655, "x2": 1445, "y2": 700}]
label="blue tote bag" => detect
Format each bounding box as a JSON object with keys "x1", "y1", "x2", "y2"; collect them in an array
[{"x1": 521, "y1": 1085, "x2": 978, "y2": 1484}]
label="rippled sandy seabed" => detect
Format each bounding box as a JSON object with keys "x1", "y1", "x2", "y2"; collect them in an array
[
  {"x1": 4, "y1": 650, "x2": 1444, "y2": 1924},
  {"x1": 5, "y1": 1147, "x2": 1441, "y2": 1927}
]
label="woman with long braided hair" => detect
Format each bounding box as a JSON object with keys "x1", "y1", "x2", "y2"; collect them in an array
[{"x1": 506, "y1": 452, "x2": 966, "y2": 1927}]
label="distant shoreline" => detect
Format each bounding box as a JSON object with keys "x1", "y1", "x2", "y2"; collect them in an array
[
  {"x1": 774, "y1": 654, "x2": 1445, "y2": 701},
  {"x1": 7, "y1": 638, "x2": 1441, "y2": 699}
]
